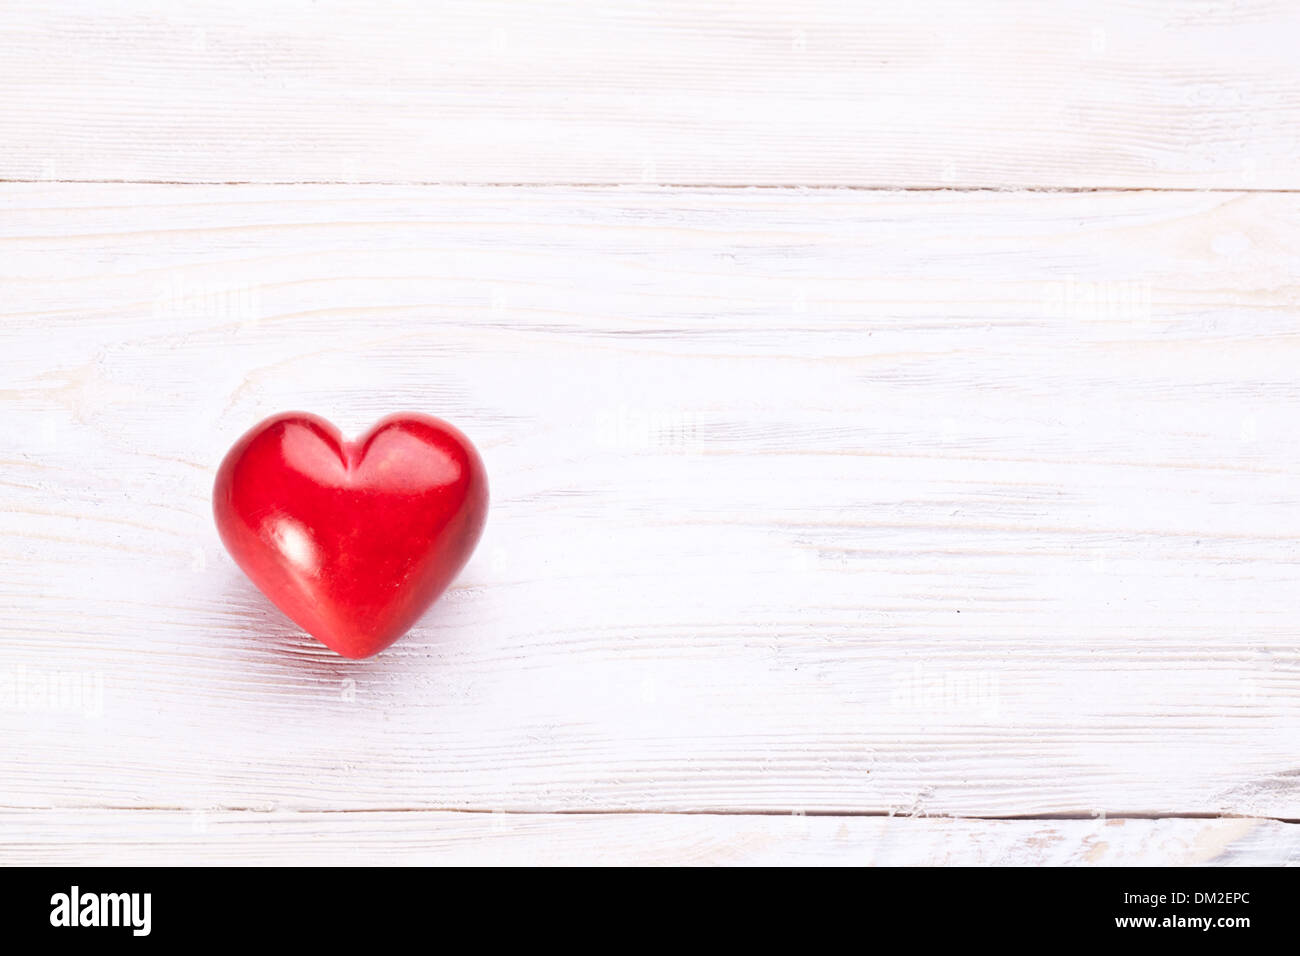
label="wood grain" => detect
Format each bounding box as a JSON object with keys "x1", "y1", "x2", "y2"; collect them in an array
[
  {"x1": 1, "y1": 811, "x2": 1294, "y2": 866},
  {"x1": 4, "y1": 1, "x2": 1299, "y2": 188},
  {"x1": 2, "y1": 183, "x2": 1298, "y2": 825}
]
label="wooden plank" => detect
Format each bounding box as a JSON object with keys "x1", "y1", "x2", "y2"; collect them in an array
[
  {"x1": 3, "y1": 1, "x2": 1299, "y2": 188},
  {"x1": 1, "y1": 183, "x2": 1299, "y2": 817},
  {"x1": 0, "y1": 810, "x2": 1293, "y2": 866}
]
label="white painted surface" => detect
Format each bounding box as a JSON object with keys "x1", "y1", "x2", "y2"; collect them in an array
[
  {"x1": 2, "y1": 811, "x2": 1295, "y2": 867},
  {"x1": 3, "y1": 1, "x2": 1300, "y2": 188},
  {"x1": 1, "y1": 3, "x2": 1297, "y2": 865}
]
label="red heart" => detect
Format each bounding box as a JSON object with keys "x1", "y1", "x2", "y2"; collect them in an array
[{"x1": 213, "y1": 412, "x2": 488, "y2": 659}]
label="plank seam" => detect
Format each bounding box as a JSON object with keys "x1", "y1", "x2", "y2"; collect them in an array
[
  {"x1": 3, "y1": 179, "x2": 1300, "y2": 194},
  {"x1": 1, "y1": 807, "x2": 1297, "y2": 824}
]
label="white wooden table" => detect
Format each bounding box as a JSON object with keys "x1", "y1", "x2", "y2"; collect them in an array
[{"x1": 2, "y1": 1, "x2": 1299, "y2": 865}]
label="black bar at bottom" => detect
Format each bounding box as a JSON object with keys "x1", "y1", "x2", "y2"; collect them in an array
[{"x1": 0, "y1": 865, "x2": 1290, "y2": 944}]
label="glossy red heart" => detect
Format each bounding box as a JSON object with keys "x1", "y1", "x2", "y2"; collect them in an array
[{"x1": 213, "y1": 412, "x2": 488, "y2": 659}]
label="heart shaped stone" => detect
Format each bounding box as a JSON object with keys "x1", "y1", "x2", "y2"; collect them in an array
[{"x1": 213, "y1": 412, "x2": 488, "y2": 658}]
